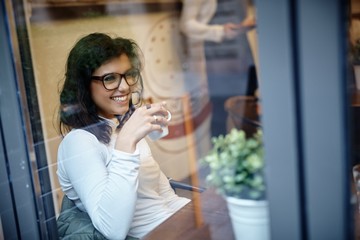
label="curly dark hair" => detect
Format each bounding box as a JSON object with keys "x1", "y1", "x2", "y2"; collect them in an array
[{"x1": 59, "y1": 33, "x2": 144, "y2": 144}]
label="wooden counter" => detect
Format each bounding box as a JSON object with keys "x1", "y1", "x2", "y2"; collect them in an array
[{"x1": 142, "y1": 189, "x2": 235, "y2": 240}]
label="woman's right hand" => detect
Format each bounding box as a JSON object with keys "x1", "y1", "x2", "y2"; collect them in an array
[
  {"x1": 115, "y1": 102, "x2": 169, "y2": 153},
  {"x1": 223, "y1": 23, "x2": 240, "y2": 40}
]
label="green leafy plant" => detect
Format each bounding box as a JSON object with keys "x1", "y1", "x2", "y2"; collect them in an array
[
  {"x1": 201, "y1": 128, "x2": 265, "y2": 200},
  {"x1": 352, "y1": 39, "x2": 360, "y2": 65}
]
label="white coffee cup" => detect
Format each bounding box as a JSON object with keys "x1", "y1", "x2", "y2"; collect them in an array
[{"x1": 148, "y1": 110, "x2": 172, "y2": 141}]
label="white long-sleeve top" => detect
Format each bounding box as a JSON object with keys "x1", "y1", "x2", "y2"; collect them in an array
[
  {"x1": 180, "y1": 0, "x2": 224, "y2": 42},
  {"x1": 57, "y1": 121, "x2": 190, "y2": 239}
]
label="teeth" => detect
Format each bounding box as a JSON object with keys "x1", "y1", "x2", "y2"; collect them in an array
[{"x1": 112, "y1": 96, "x2": 127, "y2": 102}]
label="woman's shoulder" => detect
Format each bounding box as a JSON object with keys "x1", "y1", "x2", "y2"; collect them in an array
[
  {"x1": 61, "y1": 129, "x2": 99, "y2": 146},
  {"x1": 58, "y1": 129, "x2": 108, "y2": 160}
]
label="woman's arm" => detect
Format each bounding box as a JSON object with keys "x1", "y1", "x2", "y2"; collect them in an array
[
  {"x1": 58, "y1": 130, "x2": 139, "y2": 239},
  {"x1": 179, "y1": 0, "x2": 225, "y2": 42}
]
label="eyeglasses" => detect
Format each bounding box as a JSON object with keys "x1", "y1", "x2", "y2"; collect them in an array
[{"x1": 91, "y1": 70, "x2": 140, "y2": 90}]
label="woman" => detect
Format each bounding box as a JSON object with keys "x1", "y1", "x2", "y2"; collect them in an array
[
  {"x1": 57, "y1": 33, "x2": 190, "y2": 239},
  {"x1": 179, "y1": 0, "x2": 256, "y2": 137}
]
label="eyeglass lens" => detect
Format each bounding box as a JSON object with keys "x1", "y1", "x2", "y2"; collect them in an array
[{"x1": 103, "y1": 72, "x2": 138, "y2": 90}]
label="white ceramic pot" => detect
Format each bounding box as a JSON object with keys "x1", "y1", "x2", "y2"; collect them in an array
[{"x1": 226, "y1": 196, "x2": 270, "y2": 240}]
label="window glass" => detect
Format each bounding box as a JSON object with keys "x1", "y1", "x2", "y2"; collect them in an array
[
  {"x1": 7, "y1": 0, "x2": 263, "y2": 238},
  {"x1": 349, "y1": 0, "x2": 360, "y2": 237},
  {"x1": 4, "y1": 0, "x2": 356, "y2": 238}
]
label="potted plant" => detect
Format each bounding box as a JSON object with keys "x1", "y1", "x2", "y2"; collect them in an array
[
  {"x1": 352, "y1": 39, "x2": 360, "y2": 90},
  {"x1": 201, "y1": 128, "x2": 269, "y2": 240}
]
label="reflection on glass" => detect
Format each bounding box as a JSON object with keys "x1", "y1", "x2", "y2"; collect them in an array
[
  {"x1": 349, "y1": 0, "x2": 360, "y2": 238},
  {"x1": 10, "y1": 0, "x2": 262, "y2": 238}
]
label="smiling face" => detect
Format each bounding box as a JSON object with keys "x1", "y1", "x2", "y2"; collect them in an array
[{"x1": 90, "y1": 54, "x2": 133, "y2": 119}]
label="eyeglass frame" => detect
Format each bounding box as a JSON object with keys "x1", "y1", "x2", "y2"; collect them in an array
[{"x1": 91, "y1": 69, "x2": 140, "y2": 90}]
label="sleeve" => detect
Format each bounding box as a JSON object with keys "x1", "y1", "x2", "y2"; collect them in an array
[
  {"x1": 58, "y1": 130, "x2": 140, "y2": 240},
  {"x1": 158, "y1": 171, "x2": 191, "y2": 210},
  {"x1": 179, "y1": 0, "x2": 225, "y2": 42}
]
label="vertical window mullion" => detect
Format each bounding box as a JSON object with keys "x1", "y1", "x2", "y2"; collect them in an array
[{"x1": 256, "y1": 0, "x2": 304, "y2": 239}]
